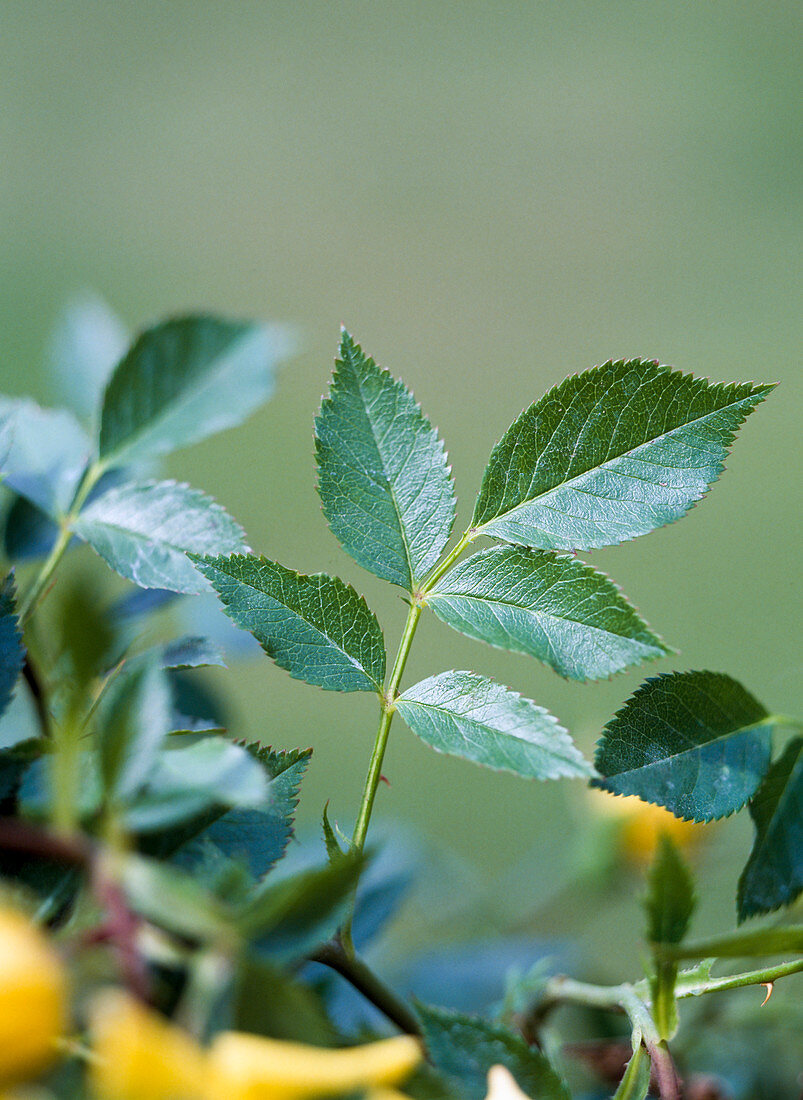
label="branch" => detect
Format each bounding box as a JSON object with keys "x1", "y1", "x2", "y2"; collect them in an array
[{"x1": 311, "y1": 940, "x2": 421, "y2": 1037}]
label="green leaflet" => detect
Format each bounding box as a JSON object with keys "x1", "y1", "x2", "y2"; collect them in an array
[
  {"x1": 472, "y1": 361, "x2": 773, "y2": 550},
  {"x1": 0, "y1": 397, "x2": 91, "y2": 517},
  {"x1": 644, "y1": 835, "x2": 696, "y2": 1039},
  {"x1": 0, "y1": 574, "x2": 24, "y2": 723},
  {"x1": 315, "y1": 331, "x2": 455, "y2": 590},
  {"x1": 191, "y1": 554, "x2": 386, "y2": 693},
  {"x1": 593, "y1": 671, "x2": 773, "y2": 822},
  {"x1": 738, "y1": 738, "x2": 803, "y2": 921},
  {"x1": 416, "y1": 1003, "x2": 571, "y2": 1100},
  {"x1": 72, "y1": 479, "x2": 248, "y2": 593},
  {"x1": 427, "y1": 546, "x2": 668, "y2": 680},
  {"x1": 98, "y1": 315, "x2": 291, "y2": 467},
  {"x1": 396, "y1": 671, "x2": 592, "y2": 780}
]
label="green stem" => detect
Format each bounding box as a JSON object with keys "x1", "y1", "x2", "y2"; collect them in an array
[
  {"x1": 676, "y1": 956, "x2": 803, "y2": 998},
  {"x1": 18, "y1": 462, "x2": 102, "y2": 626},
  {"x1": 312, "y1": 940, "x2": 421, "y2": 1037},
  {"x1": 419, "y1": 529, "x2": 473, "y2": 594},
  {"x1": 352, "y1": 600, "x2": 422, "y2": 855}
]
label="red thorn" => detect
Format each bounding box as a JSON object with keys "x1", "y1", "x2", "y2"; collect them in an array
[{"x1": 379, "y1": 774, "x2": 391, "y2": 786}]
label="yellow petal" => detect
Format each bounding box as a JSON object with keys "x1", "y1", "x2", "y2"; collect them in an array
[
  {"x1": 88, "y1": 990, "x2": 207, "y2": 1100},
  {"x1": 485, "y1": 1065, "x2": 532, "y2": 1100},
  {"x1": 0, "y1": 906, "x2": 67, "y2": 1087},
  {"x1": 206, "y1": 1032, "x2": 422, "y2": 1100},
  {"x1": 586, "y1": 789, "x2": 707, "y2": 866}
]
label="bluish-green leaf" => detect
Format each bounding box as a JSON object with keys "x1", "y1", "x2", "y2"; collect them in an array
[
  {"x1": 98, "y1": 315, "x2": 292, "y2": 467},
  {"x1": 315, "y1": 330, "x2": 455, "y2": 589},
  {"x1": 0, "y1": 398, "x2": 90, "y2": 517},
  {"x1": 159, "y1": 635, "x2": 226, "y2": 670},
  {"x1": 593, "y1": 671, "x2": 773, "y2": 822},
  {"x1": 416, "y1": 1003, "x2": 571, "y2": 1100},
  {"x1": 125, "y1": 738, "x2": 270, "y2": 833},
  {"x1": 427, "y1": 546, "x2": 668, "y2": 680},
  {"x1": 396, "y1": 671, "x2": 592, "y2": 780},
  {"x1": 738, "y1": 738, "x2": 803, "y2": 921},
  {"x1": 72, "y1": 480, "x2": 247, "y2": 593},
  {"x1": 191, "y1": 554, "x2": 386, "y2": 693},
  {"x1": 0, "y1": 574, "x2": 24, "y2": 724},
  {"x1": 47, "y1": 292, "x2": 129, "y2": 422},
  {"x1": 96, "y1": 657, "x2": 172, "y2": 801},
  {"x1": 238, "y1": 851, "x2": 365, "y2": 962},
  {"x1": 173, "y1": 746, "x2": 312, "y2": 881},
  {"x1": 472, "y1": 362, "x2": 773, "y2": 550}
]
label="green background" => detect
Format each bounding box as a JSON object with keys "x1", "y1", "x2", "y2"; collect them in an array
[{"x1": 1, "y1": 1, "x2": 800, "y2": 970}]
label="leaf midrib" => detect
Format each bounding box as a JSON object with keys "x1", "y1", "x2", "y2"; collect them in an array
[
  {"x1": 605, "y1": 717, "x2": 773, "y2": 779},
  {"x1": 477, "y1": 389, "x2": 764, "y2": 533},
  {"x1": 397, "y1": 696, "x2": 572, "y2": 758}
]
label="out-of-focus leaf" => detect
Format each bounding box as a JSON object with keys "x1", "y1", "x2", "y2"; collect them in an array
[
  {"x1": 167, "y1": 670, "x2": 228, "y2": 735},
  {"x1": 192, "y1": 554, "x2": 386, "y2": 693},
  {"x1": 98, "y1": 315, "x2": 292, "y2": 467},
  {"x1": 416, "y1": 1003, "x2": 571, "y2": 1100},
  {"x1": 95, "y1": 657, "x2": 172, "y2": 801},
  {"x1": 658, "y1": 924, "x2": 803, "y2": 960},
  {"x1": 428, "y1": 546, "x2": 668, "y2": 680},
  {"x1": 168, "y1": 746, "x2": 311, "y2": 880},
  {"x1": 593, "y1": 672, "x2": 773, "y2": 821},
  {"x1": 396, "y1": 671, "x2": 592, "y2": 779},
  {"x1": 19, "y1": 752, "x2": 102, "y2": 821},
  {"x1": 46, "y1": 292, "x2": 129, "y2": 421},
  {"x1": 738, "y1": 737, "x2": 803, "y2": 921},
  {"x1": 238, "y1": 851, "x2": 364, "y2": 962},
  {"x1": 73, "y1": 479, "x2": 247, "y2": 593},
  {"x1": 159, "y1": 636, "x2": 226, "y2": 670},
  {"x1": 125, "y1": 738, "x2": 270, "y2": 833},
  {"x1": 3, "y1": 495, "x2": 59, "y2": 562},
  {"x1": 315, "y1": 330, "x2": 455, "y2": 589},
  {"x1": 0, "y1": 397, "x2": 91, "y2": 517},
  {"x1": 121, "y1": 854, "x2": 232, "y2": 942},
  {"x1": 234, "y1": 956, "x2": 337, "y2": 1046},
  {"x1": 0, "y1": 574, "x2": 24, "y2": 723},
  {"x1": 472, "y1": 361, "x2": 773, "y2": 550},
  {"x1": 111, "y1": 586, "x2": 180, "y2": 621},
  {"x1": 644, "y1": 835, "x2": 696, "y2": 1038}
]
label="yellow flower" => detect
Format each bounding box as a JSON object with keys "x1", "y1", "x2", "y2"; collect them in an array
[
  {"x1": 206, "y1": 1030, "x2": 422, "y2": 1100},
  {"x1": 0, "y1": 906, "x2": 68, "y2": 1087},
  {"x1": 88, "y1": 990, "x2": 206, "y2": 1100},
  {"x1": 587, "y1": 789, "x2": 707, "y2": 866},
  {"x1": 88, "y1": 990, "x2": 422, "y2": 1100}
]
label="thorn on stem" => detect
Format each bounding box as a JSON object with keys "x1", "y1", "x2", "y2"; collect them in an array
[
  {"x1": 379, "y1": 774, "x2": 391, "y2": 786},
  {"x1": 760, "y1": 982, "x2": 773, "y2": 1006}
]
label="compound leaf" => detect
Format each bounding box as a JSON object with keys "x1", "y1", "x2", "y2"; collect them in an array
[
  {"x1": 72, "y1": 480, "x2": 247, "y2": 593},
  {"x1": 98, "y1": 315, "x2": 291, "y2": 467},
  {"x1": 427, "y1": 546, "x2": 668, "y2": 680},
  {"x1": 472, "y1": 361, "x2": 773, "y2": 550},
  {"x1": 396, "y1": 671, "x2": 592, "y2": 780},
  {"x1": 738, "y1": 737, "x2": 803, "y2": 921},
  {"x1": 416, "y1": 1003, "x2": 570, "y2": 1100},
  {"x1": 315, "y1": 330, "x2": 455, "y2": 589},
  {"x1": 593, "y1": 672, "x2": 773, "y2": 822},
  {"x1": 0, "y1": 574, "x2": 24, "y2": 723},
  {"x1": 191, "y1": 554, "x2": 385, "y2": 693}
]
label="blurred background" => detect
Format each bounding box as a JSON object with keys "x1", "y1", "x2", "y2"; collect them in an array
[{"x1": 1, "y1": 0, "x2": 800, "y2": 991}]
